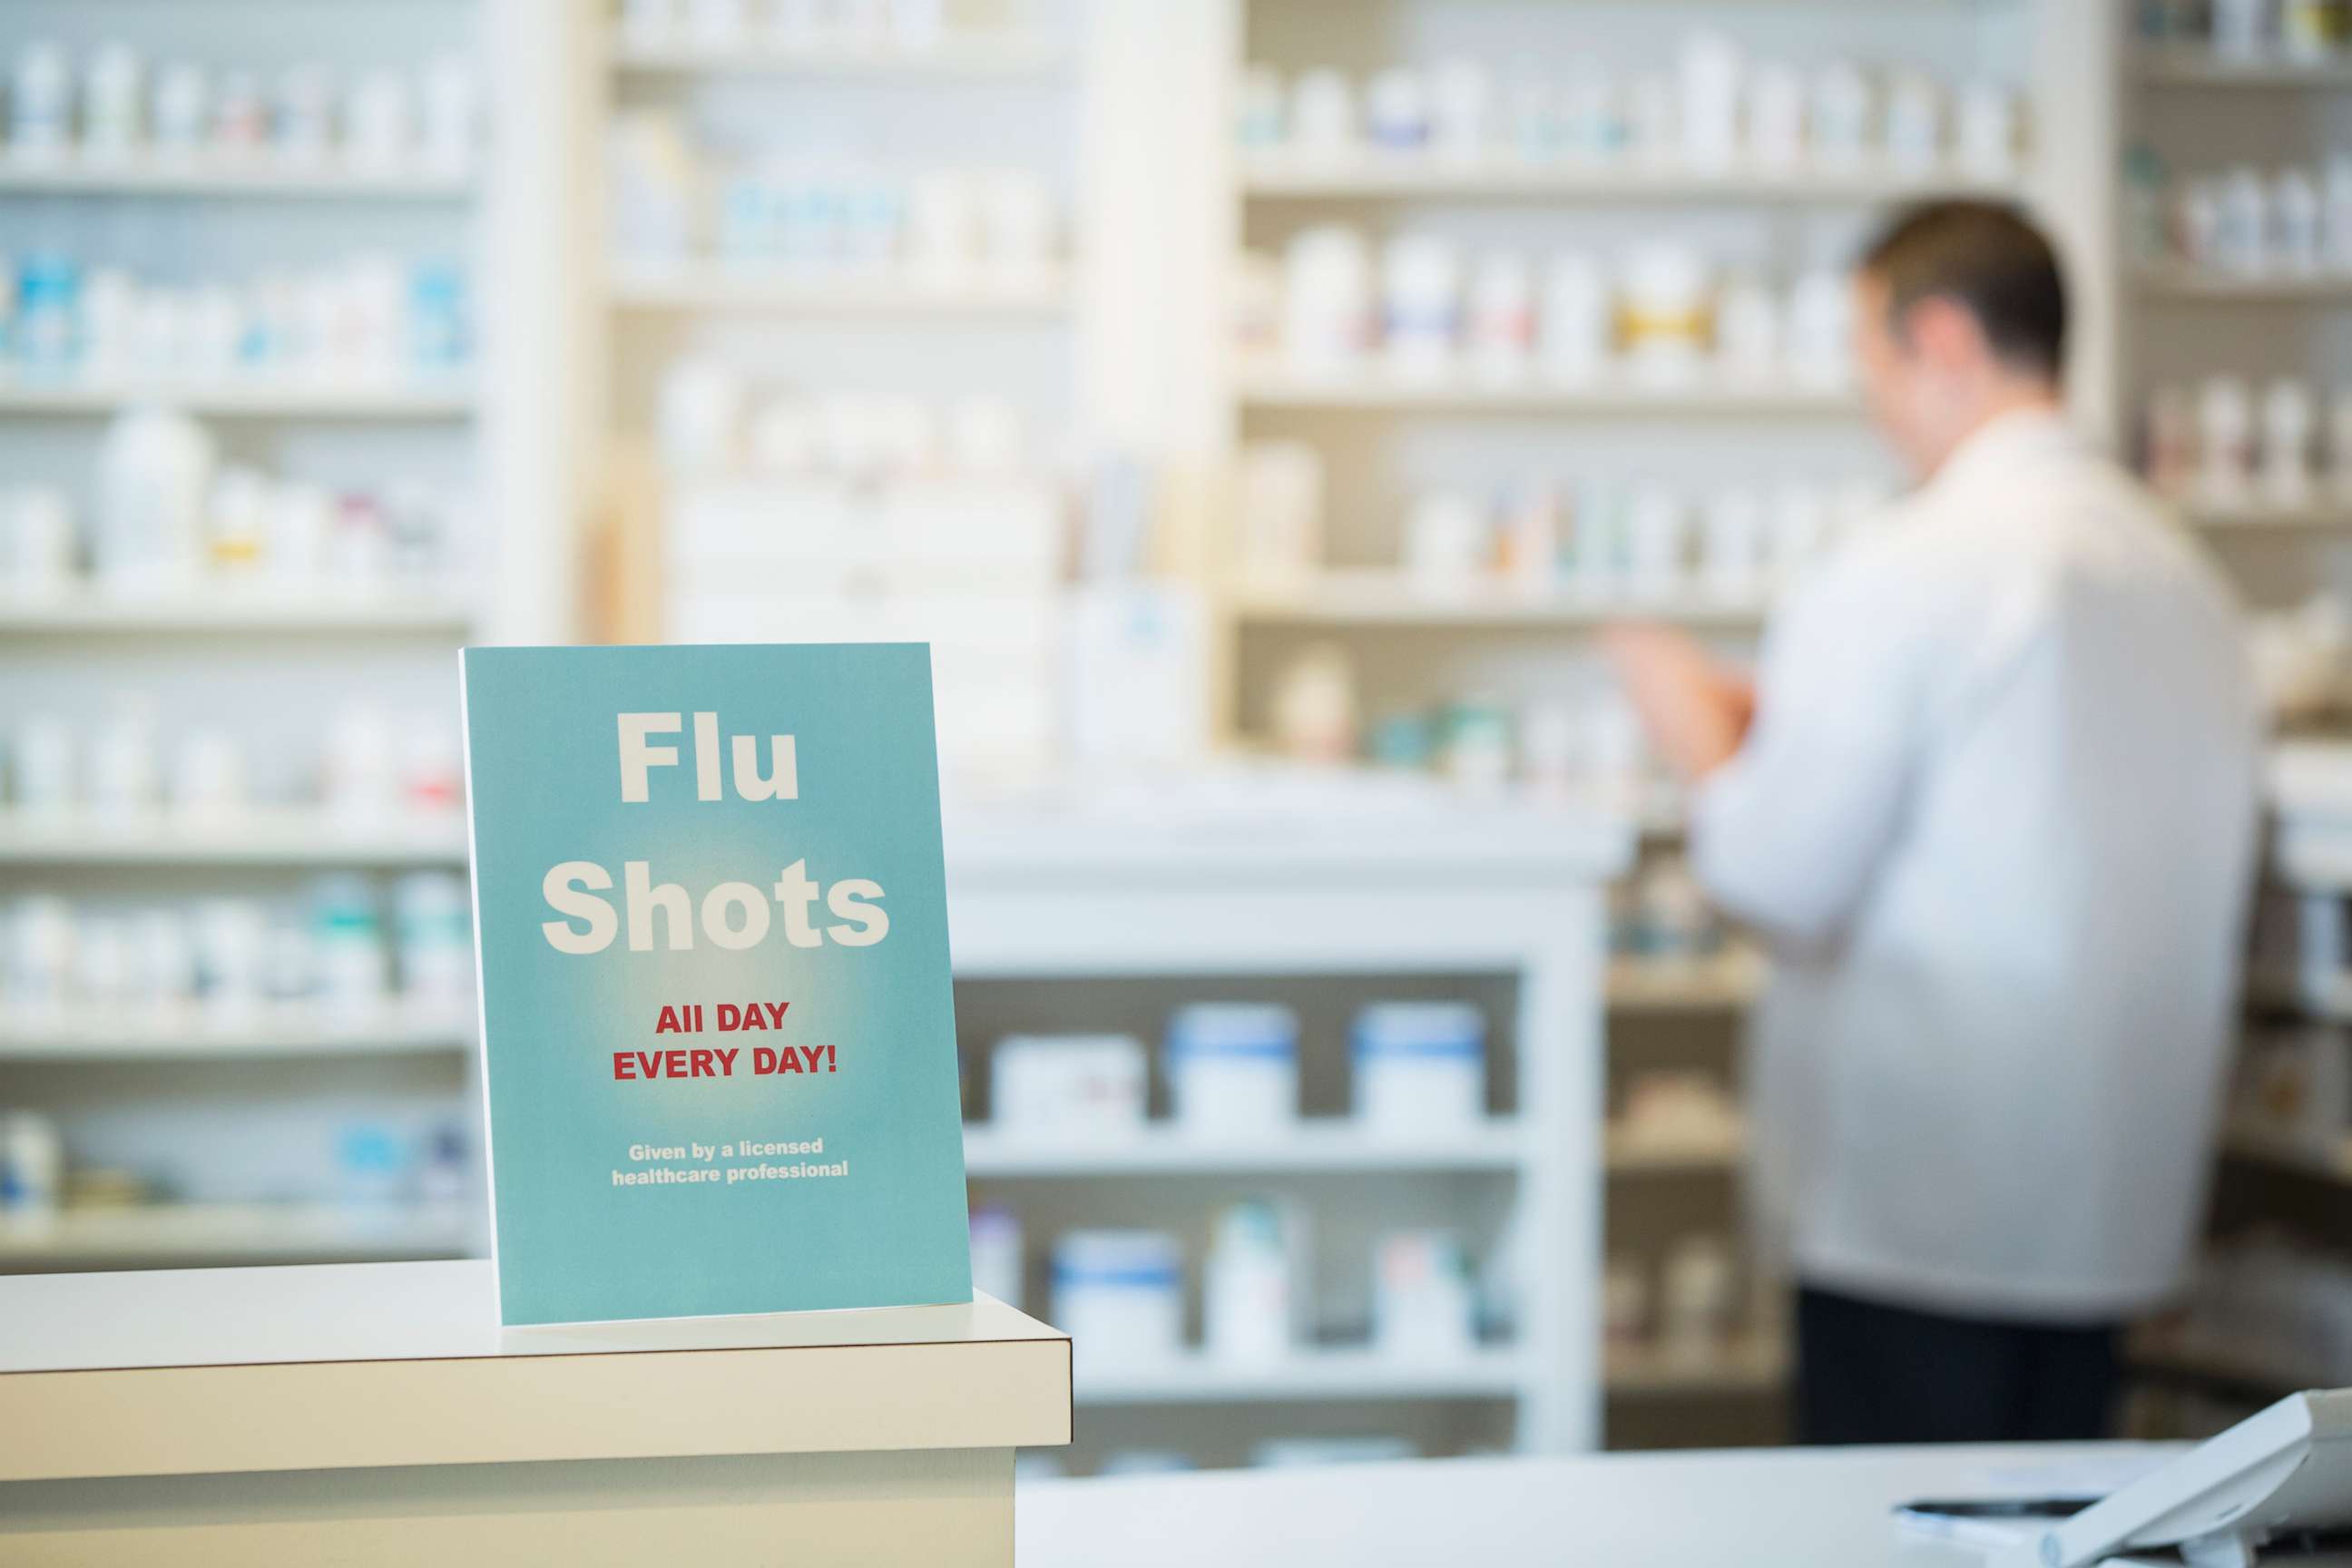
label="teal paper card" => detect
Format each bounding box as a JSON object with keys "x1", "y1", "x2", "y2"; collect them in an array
[{"x1": 460, "y1": 643, "x2": 973, "y2": 1326}]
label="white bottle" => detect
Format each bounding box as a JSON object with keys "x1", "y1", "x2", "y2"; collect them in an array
[
  {"x1": 1380, "y1": 233, "x2": 1463, "y2": 377},
  {"x1": 2211, "y1": 0, "x2": 2274, "y2": 59},
  {"x1": 1538, "y1": 252, "x2": 1611, "y2": 382},
  {"x1": 1405, "y1": 490, "x2": 1490, "y2": 593},
  {"x1": 83, "y1": 44, "x2": 144, "y2": 160},
  {"x1": 1289, "y1": 69, "x2": 1354, "y2": 158},
  {"x1": 1700, "y1": 487, "x2": 1768, "y2": 602},
  {"x1": 151, "y1": 62, "x2": 209, "y2": 154},
  {"x1": 94, "y1": 408, "x2": 214, "y2": 591},
  {"x1": 1465, "y1": 250, "x2": 1534, "y2": 379},
  {"x1": 2276, "y1": 167, "x2": 2322, "y2": 275},
  {"x1": 1808, "y1": 61, "x2": 1871, "y2": 171},
  {"x1": 2330, "y1": 389, "x2": 2352, "y2": 499},
  {"x1": 1883, "y1": 72, "x2": 1942, "y2": 173},
  {"x1": 1746, "y1": 64, "x2": 1806, "y2": 172},
  {"x1": 1956, "y1": 82, "x2": 2017, "y2": 181},
  {"x1": 2199, "y1": 376, "x2": 2257, "y2": 503},
  {"x1": 1715, "y1": 274, "x2": 1781, "y2": 379},
  {"x1": 2325, "y1": 156, "x2": 2352, "y2": 271},
  {"x1": 1280, "y1": 224, "x2": 1372, "y2": 371},
  {"x1": 1677, "y1": 32, "x2": 1741, "y2": 173},
  {"x1": 1203, "y1": 1201, "x2": 1294, "y2": 1366},
  {"x1": 11, "y1": 42, "x2": 72, "y2": 161},
  {"x1": 2220, "y1": 165, "x2": 2271, "y2": 275},
  {"x1": 2262, "y1": 378, "x2": 2317, "y2": 507},
  {"x1": 1428, "y1": 57, "x2": 1490, "y2": 164}
]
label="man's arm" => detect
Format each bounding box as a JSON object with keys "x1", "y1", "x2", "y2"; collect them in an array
[
  {"x1": 1609, "y1": 570, "x2": 1922, "y2": 947},
  {"x1": 1603, "y1": 624, "x2": 1756, "y2": 780}
]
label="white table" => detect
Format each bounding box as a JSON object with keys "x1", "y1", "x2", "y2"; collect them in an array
[
  {"x1": 0, "y1": 1260, "x2": 1070, "y2": 1566},
  {"x1": 1016, "y1": 1444, "x2": 2184, "y2": 1568}
]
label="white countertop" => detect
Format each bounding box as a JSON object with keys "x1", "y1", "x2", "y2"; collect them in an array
[
  {"x1": 0, "y1": 1261, "x2": 1069, "y2": 1482},
  {"x1": 1016, "y1": 1444, "x2": 2181, "y2": 1568}
]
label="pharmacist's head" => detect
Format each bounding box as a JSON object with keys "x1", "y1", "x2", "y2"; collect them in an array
[{"x1": 1854, "y1": 201, "x2": 2068, "y2": 482}]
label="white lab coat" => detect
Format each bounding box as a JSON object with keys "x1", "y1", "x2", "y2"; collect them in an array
[{"x1": 1691, "y1": 408, "x2": 2261, "y2": 1322}]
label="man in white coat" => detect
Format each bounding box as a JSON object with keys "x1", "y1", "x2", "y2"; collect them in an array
[{"x1": 1610, "y1": 203, "x2": 2261, "y2": 1444}]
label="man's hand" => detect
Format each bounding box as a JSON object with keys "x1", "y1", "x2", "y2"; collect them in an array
[{"x1": 1602, "y1": 622, "x2": 1756, "y2": 781}]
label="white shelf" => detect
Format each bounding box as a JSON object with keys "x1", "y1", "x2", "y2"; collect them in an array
[
  {"x1": 2179, "y1": 499, "x2": 2352, "y2": 531},
  {"x1": 0, "y1": 1009, "x2": 474, "y2": 1063},
  {"x1": 0, "y1": 810, "x2": 468, "y2": 867},
  {"x1": 0, "y1": 1201, "x2": 474, "y2": 1269},
  {"x1": 2132, "y1": 264, "x2": 2352, "y2": 301},
  {"x1": 1073, "y1": 1347, "x2": 1524, "y2": 1405},
  {"x1": 1603, "y1": 1119, "x2": 1747, "y2": 1174},
  {"x1": 1232, "y1": 573, "x2": 1770, "y2": 631},
  {"x1": 1606, "y1": 948, "x2": 1765, "y2": 1014},
  {"x1": 1604, "y1": 1335, "x2": 1788, "y2": 1396},
  {"x1": 963, "y1": 1121, "x2": 1525, "y2": 1176},
  {"x1": 609, "y1": 34, "x2": 1063, "y2": 78},
  {"x1": 0, "y1": 155, "x2": 473, "y2": 199},
  {"x1": 609, "y1": 259, "x2": 1067, "y2": 316},
  {"x1": 0, "y1": 588, "x2": 473, "y2": 635},
  {"x1": 1235, "y1": 362, "x2": 1859, "y2": 416},
  {"x1": 0, "y1": 376, "x2": 475, "y2": 417},
  {"x1": 1240, "y1": 151, "x2": 2018, "y2": 203},
  {"x1": 2136, "y1": 44, "x2": 2352, "y2": 87}
]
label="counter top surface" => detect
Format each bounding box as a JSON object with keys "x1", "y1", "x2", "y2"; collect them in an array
[
  {"x1": 0, "y1": 1259, "x2": 1059, "y2": 1374},
  {"x1": 1016, "y1": 1443, "x2": 2182, "y2": 1568}
]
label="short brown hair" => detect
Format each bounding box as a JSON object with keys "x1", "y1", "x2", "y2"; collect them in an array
[{"x1": 1858, "y1": 201, "x2": 2067, "y2": 379}]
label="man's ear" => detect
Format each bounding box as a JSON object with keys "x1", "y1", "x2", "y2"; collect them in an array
[{"x1": 1899, "y1": 295, "x2": 1985, "y2": 375}]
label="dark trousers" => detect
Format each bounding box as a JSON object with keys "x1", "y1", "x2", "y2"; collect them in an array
[{"x1": 1795, "y1": 1285, "x2": 2120, "y2": 1446}]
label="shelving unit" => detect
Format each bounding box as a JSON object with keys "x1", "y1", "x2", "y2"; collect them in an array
[
  {"x1": 2132, "y1": 266, "x2": 2352, "y2": 302},
  {"x1": 0, "y1": 0, "x2": 573, "y2": 1294},
  {"x1": 2134, "y1": 45, "x2": 2352, "y2": 89}
]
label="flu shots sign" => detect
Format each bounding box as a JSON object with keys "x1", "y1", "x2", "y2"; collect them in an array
[{"x1": 460, "y1": 643, "x2": 972, "y2": 1326}]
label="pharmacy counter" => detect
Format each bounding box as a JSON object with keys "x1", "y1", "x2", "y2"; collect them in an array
[
  {"x1": 1018, "y1": 1443, "x2": 2178, "y2": 1567},
  {"x1": 0, "y1": 1259, "x2": 1070, "y2": 1566}
]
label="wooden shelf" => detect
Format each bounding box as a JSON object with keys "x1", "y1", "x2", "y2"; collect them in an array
[
  {"x1": 1240, "y1": 152, "x2": 2018, "y2": 203},
  {"x1": 610, "y1": 35, "x2": 1062, "y2": 78},
  {"x1": 1073, "y1": 1347, "x2": 1524, "y2": 1404},
  {"x1": 963, "y1": 1121, "x2": 1525, "y2": 1177},
  {"x1": 0, "y1": 1010, "x2": 474, "y2": 1063},
  {"x1": 0, "y1": 588, "x2": 472, "y2": 635},
  {"x1": 1606, "y1": 948, "x2": 1765, "y2": 1014},
  {"x1": 0, "y1": 810, "x2": 468, "y2": 867},
  {"x1": 2181, "y1": 500, "x2": 2352, "y2": 530},
  {"x1": 1236, "y1": 362, "x2": 1859, "y2": 415},
  {"x1": 1232, "y1": 573, "x2": 1770, "y2": 630},
  {"x1": 2136, "y1": 44, "x2": 2352, "y2": 87},
  {"x1": 609, "y1": 260, "x2": 1067, "y2": 315},
  {"x1": 0, "y1": 377, "x2": 475, "y2": 417},
  {"x1": 1604, "y1": 1334, "x2": 1788, "y2": 1396},
  {"x1": 2132, "y1": 265, "x2": 2352, "y2": 301},
  {"x1": 0, "y1": 1201, "x2": 474, "y2": 1271},
  {"x1": 0, "y1": 155, "x2": 473, "y2": 199},
  {"x1": 1603, "y1": 1120, "x2": 1747, "y2": 1174}
]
